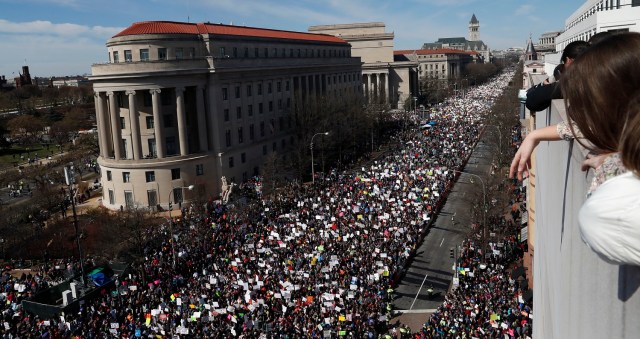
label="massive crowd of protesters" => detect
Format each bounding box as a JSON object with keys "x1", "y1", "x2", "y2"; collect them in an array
[{"x1": 0, "y1": 69, "x2": 530, "y2": 338}]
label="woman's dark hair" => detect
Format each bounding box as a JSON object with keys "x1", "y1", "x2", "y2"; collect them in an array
[
  {"x1": 561, "y1": 32, "x2": 640, "y2": 153},
  {"x1": 561, "y1": 40, "x2": 589, "y2": 63},
  {"x1": 621, "y1": 95, "x2": 640, "y2": 174}
]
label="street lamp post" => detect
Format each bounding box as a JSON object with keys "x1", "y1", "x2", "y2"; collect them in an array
[
  {"x1": 167, "y1": 184, "x2": 194, "y2": 268},
  {"x1": 64, "y1": 164, "x2": 86, "y2": 286},
  {"x1": 310, "y1": 132, "x2": 329, "y2": 184},
  {"x1": 453, "y1": 170, "x2": 487, "y2": 256}
]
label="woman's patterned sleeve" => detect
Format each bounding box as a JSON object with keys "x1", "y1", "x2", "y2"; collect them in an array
[
  {"x1": 587, "y1": 153, "x2": 627, "y2": 197},
  {"x1": 556, "y1": 121, "x2": 581, "y2": 141}
]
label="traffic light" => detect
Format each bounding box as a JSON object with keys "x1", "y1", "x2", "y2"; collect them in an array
[{"x1": 449, "y1": 248, "x2": 455, "y2": 258}]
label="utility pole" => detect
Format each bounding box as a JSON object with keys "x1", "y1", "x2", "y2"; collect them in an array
[{"x1": 64, "y1": 164, "x2": 86, "y2": 286}]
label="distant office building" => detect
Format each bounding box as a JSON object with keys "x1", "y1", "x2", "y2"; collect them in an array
[
  {"x1": 50, "y1": 76, "x2": 90, "y2": 88},
  {"x1": 535, "y1": 31, "x2": 561, "y2": 54},
  {"x1": 89, "y1": 21, "x2": 362, "y2": 210},
  {"x1": 422, "y1": 14, "x2": 490, "y2": 63},
  {"x1": 555, "y1": 0, "x2": 640, "y2": 51},
  {"x1": 393, "y1": 48, "x2": 474, "y2": 82},
  {"x1": 308, "y1": 22, "x2": 417, "y2": 108}
]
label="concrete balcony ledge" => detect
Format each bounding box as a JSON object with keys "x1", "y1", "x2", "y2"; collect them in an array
[
  {"x1": 97, "y1": 153, "x2": 210, "y2": 169},
  {"x1": 532, "y1": 98, "x2": 640, "y2": 339}
]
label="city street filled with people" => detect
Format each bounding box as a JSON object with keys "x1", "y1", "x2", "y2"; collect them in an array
[{"x1": 0, "y1": 69, "x2": 534, "y2": 338}]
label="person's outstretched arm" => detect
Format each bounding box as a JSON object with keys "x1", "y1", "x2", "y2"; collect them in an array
[
  {"x1": 510, "y1": 125, "x2": 562, "y2": 180},
  {"x1": 525, "y1": 82, "x2": 562, "y2": 112}
]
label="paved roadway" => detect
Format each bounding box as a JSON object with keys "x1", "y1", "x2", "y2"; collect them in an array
[{"x1": 390, "y1": 134, "x2": 496, "y2": 332}]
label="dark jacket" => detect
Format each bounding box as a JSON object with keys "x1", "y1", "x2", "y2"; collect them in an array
[{"x1": 525, "y1": 82, "x2": 562, "y2": 112}]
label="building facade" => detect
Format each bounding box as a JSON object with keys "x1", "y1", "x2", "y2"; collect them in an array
[
  {"x1": 422, "y1": 14, "x2": 490, "y2": 63},
  {"x1": 308, "y1": 22, "x2": 417, "y2": 108},
  {"x1": 90, "y1": 21, "x2": 362, "y2": 210},
  {"x1": 394, "y1": 48, "x2": 475, "y2": 82},
  {"x1": 555, "y1": 0, "x2": 640, "y2": 51}
]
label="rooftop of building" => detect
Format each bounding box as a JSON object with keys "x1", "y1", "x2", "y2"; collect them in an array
[
  {"x1": 394, "y1": 48, "x2": 477, "y2": 56},
  {"x1": 114, "y1": 21, "x2": 348, "y2": 44}
]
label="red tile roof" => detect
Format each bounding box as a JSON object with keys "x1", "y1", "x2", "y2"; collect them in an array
[
  {"x1": 394, "y1": 48, "x2": 475, "y2": 56},
  {"x1": 114, "y1": 21, "x2": 347, "y2": 44}
]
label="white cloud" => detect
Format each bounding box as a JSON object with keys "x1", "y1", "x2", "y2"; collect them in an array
[
  {"x1": 515, "y1": 4, "x2": 534, "y2": 16},
  {"x1": 0, "y1": 19, "x2": 121, "y2": 38},
  {"x1": 0, "y1": 19, "x2": 119, "y2": 77}
]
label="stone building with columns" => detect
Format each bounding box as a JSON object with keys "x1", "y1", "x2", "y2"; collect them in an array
[
  {"x1": 90, "y1": 21, "x2": 362, "y2": 210},
  {"x1": 308, "y1": 22, "x2": 418, "y2": 108}
]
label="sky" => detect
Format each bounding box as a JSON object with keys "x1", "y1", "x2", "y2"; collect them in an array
[{"x1": 0, "y1": 0, "x2": 585, "y2": 78}]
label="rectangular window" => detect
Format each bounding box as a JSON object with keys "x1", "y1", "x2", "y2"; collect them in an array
[
  {"x1": 219, "y1": 47, "x2": 226, "y2": 57},
  {"x1": 122, "y1": 139, "x2": 128, "y2": 159},
  {"x1": 124, "y1": 191, "x2": 134, "y2": 209},
  {"x1": 268, "y1": 82, "x2": 272, "y2": 94},
  {"x1": 222, "y1": 88, "x2": 228, "y2": 100},
  {"x1": 225, "y1": 130, "x2": 232, "y2": 147},
  {"x1": 273, "y1": 48, "x2": 277, "y2": 57},
  {"x1": 113, "y1": 51, "x2": 119, "y2": 63},
  {"x1": 148, "y1": 138, "x2": 156, "y2": 158},
  {"x1": 158, "y1": 48, "x2": 167, "y2": 60},
  {"x1": 257, "y1": 83, "x2": 262, "y2": 95},
  {"x1": 120, "y1": 117, "x2": 126, "y2": 129},
  {"x1": 248, "y1": 104, "x2": 253, "y2": 116},
  {"x1": 224, "y1": 109, "x2": 230, "y2": 122},
  {"x1": 124, "y1": 50, "x2": 132, "y2": 62},
  {"x1": 106, "y1": 170, "x2": 112, "y2": 181},
  {"x1": 272, "y1": 142, "x2": 277, "y2": 152},
  {"x1": 286, "y1": 98, "x2": 291, "y2": 108},
  {"x1": 258, "y1": 103, "x2": 264, "y2": 114},
  {"x1": 249, "y1": 124, "x2": 255, "y2": 140},
  {"x1": 260, "y1": 122, "x2": 265, "y2": 137},
  {"x1": 122, "y1": 172, "x2": 131, "y2": 183},
  {"x1": 241, "y1": 152, "x2": 246, "y2": 163},
  {"x1": 233, "y1": 47, "x2": 238, "y2": 58},
  {"x1": 244, "y1": 47, "x2": 249, "y2": 58},
  {"x1": 140, "y1": 49, "x2": 149, "y2": 61},
  {"x1": 263, "y1": 145, "x2": 267, "y2": 155},
  {"x1": 196, "y1": 164, "x2": 204, "y2": 176},
  {"x1": 236, "y1": 107, "x2": 242, "y2": 119},
  {"x1": 264, "y1": 48, "x2": 269, "y2": 57},
  {"x1": 172, "y1": 188, "x2": 183, "y2": 206},
  {"x1": 277, "y1": 81, "x2": 282, "y2": 92},
  {"x1": 268, "y1": 101, "x2": 273, "y2": 112},
  {"x1": 279, "y1": 117, "x2": 284, "y2": 131},
  {"x1": 108, "y1": 189, "x2": 115, "y2": 205},
  {"x1": 238, "y1": 127, "x2": 244, "y2": 143},
  {"x1": 147, "y1": 190, "x2": 157, "y2": 208},
  {"x1": 278, "y1": 99, "x2": 282, "y2": 110},
  {"x1": 235, "y1": 86, "x2": 241, "y2": 99},
  {"x1": 254, "y1": 47, "x2": 259, "y2": 57},
  {"x1": 246, "y1": 85, "x2": 252, "y2": 97},
  {"x1": 228, "y1": 156, "x2": 234, "y2": 168},
  {"x1": 146, "y1": 116, "x2": 154, "y2": 129},
  {"x1": 145, "y1": 171, "x2": 155, "y2": 182},
  {"x1": 166, "y1": 136, "x2": 177, "y2": 155},
  {"x1": 175, "y1": 47, "x2": 184, "y2": 59},
  {"x1": 171, "y1": 168, "x2": 181, "y2": 180},
  {"x1": 286, "y1": 81, "x2": 290, "y2": 91},
  {"x1": 188, "y1": 47, "x2": 195, "y2": 59}
]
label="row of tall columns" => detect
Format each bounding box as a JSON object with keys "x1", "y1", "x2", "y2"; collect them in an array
[
  {"x1": 150, "y1": 89, "x2": 166, "y2": 158},
  {"x1": 94, "y1": 86, "x2": 209, "y2": 162},
  {"x1": 363, "y1": 73, "x2": 388, "y2": 102},
  {"x1": 126, "y1": 90, "x2": 142, "y2": 160},
  {"x1": 175, "y1": 87, "x2": 188, "y2": 156}
]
